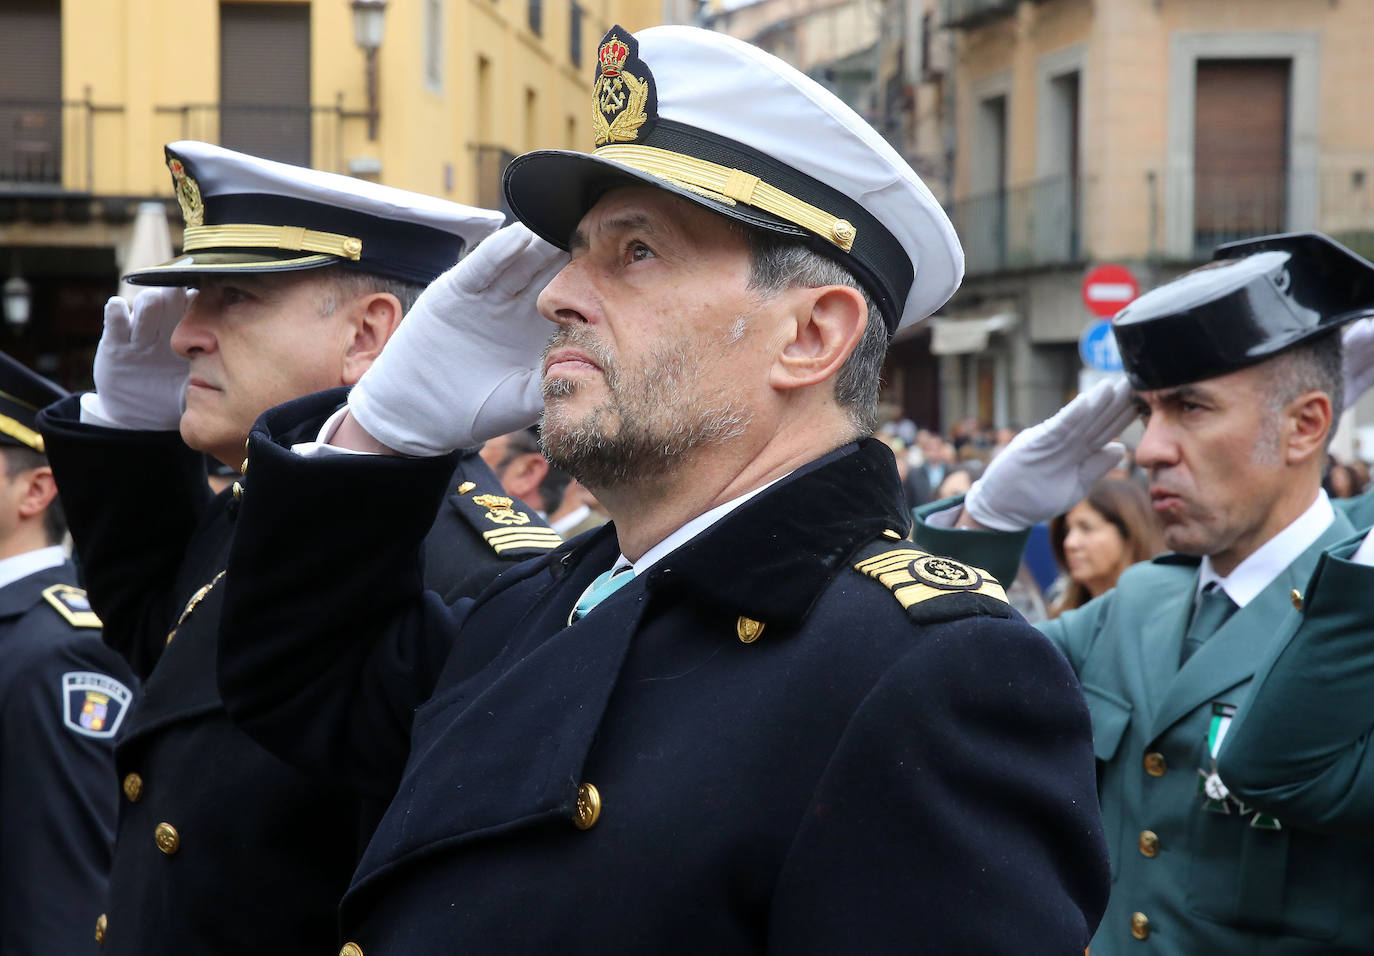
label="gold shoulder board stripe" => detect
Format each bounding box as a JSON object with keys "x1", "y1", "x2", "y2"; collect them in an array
[
  {"x1": 41, "y1": 584, "x2": 102, "y2": 629},
  {"x1": 854, "y1": 548, "x2": 1007, "y2": 609},
  {"x1": 482, "y1": 527, "x2": 563, "y2": 553}
]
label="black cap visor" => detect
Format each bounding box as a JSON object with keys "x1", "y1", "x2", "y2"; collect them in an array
[{"x1": 124, "y1": 251, "x2": 343, "y2": 287}]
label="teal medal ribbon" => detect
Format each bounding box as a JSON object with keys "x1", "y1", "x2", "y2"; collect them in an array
[{"x1": 1197, "y1": 701, "x2": 1281, "y2": 829}]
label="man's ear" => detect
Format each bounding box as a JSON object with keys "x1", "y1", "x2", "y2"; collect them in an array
[
  {"x1": 342, "y1": 292, "x2": 404, "y2": 385},
  {"x1": 17, "y1": 466, "x2": 57, "y2": 521},
  {"x1": 1285, "y1": 389, "x2": 1333, "y2": 465},
  {"x1": 768, "y1": 285, "x2": 868, "y2": 392}
]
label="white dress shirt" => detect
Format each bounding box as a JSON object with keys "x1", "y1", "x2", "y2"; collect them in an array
[
  {"x1": 0, "y1": 545, "x2": 67, "y2": 590},
  {"x1": 1195, "y1": 490, "x2": 1334, "y2": 608}
]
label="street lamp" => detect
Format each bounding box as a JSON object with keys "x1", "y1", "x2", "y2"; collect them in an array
[
  {"x1": 3, "y1": 276, "x2": 31, "y2": 331},
  {"x1": 351, "y1": 0, "x2": 388, "y2": 141}
]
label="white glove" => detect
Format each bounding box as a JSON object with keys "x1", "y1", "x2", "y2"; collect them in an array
[
  {"x1": 964, "y1": 377, "x2": 1137, "y2": 531},
  {"x1": 348, "y1": 223, "x2": 569, "y2": 456},
  {"x1": 1342, "y1": 317, "x2": 1374, "y2": 408},
  {"x1": 83, "y1": 287, "x2": 192, "y2": 430}
]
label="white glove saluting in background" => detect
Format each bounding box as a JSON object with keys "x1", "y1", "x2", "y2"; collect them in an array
[
  {"x1": 962, "y1": 376, "x2": 1137, "y2": 531},
  {"x1": 342, "y1": 223, "x2": 569, "y2": 456},
  {"x1": 80, "y1": 287, "x2": 193, "y2": 430}
]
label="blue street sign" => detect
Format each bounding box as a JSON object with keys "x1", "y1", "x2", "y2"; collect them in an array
[{"x1": 1079, "y1": 319, "x2": 1123, "y2": 372}]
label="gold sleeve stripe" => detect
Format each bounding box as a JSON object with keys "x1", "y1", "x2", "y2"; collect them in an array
[
  {"x1": 0, "y1": 412, "x2": 44, "y2": 452},
  {"x1": 483, "y1": 527, "x2": 563, "y2": 543},
  {"x1": 182, "y1": 224, "x2": 364, "y2": 261},
  {"x1": 594, "y1": 143, "x2": 856, "y2": 252},
  {"x1": 482, "y1": 529, "x2": 563, "y2": 552}
]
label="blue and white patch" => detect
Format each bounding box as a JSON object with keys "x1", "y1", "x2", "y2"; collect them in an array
[{"x1": 61, "y1": 671, "x2": 132, "y2": 739}]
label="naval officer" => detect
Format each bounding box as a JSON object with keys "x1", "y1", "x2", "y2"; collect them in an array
[
  {"x1": 35, "y1": 142, "x2": 557, "y2": 954},
  {"x1": 913, "y1": 232, "x2": 1374, "y2": 953},
  {"x1": 0, "y1": 352, "x2": 135, "y2": 955},
  {"x1": 213, "y1": 24, "x2": 1110, "y2": 954}
]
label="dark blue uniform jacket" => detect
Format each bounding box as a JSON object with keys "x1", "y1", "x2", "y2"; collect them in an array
[{"x1": 215, "y1": 392, "x2": 1110, "y2": 955}]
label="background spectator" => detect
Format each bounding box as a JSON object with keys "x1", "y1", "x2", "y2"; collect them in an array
[{"x1": 1048, "y1": 479, "x2": 1162, "y2": 617}]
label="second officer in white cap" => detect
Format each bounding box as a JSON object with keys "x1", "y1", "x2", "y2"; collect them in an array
[
  {"x1": 36, "y1": 142, "x2": 560, "y2": 955},
  {"x1": 216, "y1": 25, "x2": 1108, "y2": 954}
]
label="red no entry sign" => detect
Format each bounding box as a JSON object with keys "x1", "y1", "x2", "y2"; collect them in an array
[{"x1": 1081, "y1": 264, "x2": 1139, "y2": 317}]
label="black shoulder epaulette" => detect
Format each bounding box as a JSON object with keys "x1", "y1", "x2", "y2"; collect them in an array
[
  {"x1": 448, "y1": 481, "x2": 563, "y2": 560},
  {"x1": 851, "y1": 539, "x2": 1014, "y2": 625},
  {"x1": 41, "y1": 584, "x2": 102, "y2": 629}
]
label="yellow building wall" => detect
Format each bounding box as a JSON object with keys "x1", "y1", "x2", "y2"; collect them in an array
[
  {"x1": 59, "y1": 0, "x2": 662, "y2": 207},
  {"x1": 951, "y1": 0, "x2": 1374, "y2": 262}
]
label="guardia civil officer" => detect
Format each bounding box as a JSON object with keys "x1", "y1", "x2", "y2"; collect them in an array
[
  {"x1": 913, "y1": 232, "x2": 1374, "y2": 953},
  {"x1": 34, "y1": 143, "x2": 558, "y2": 954},
  {"x1": 0, "y1": 352, "x2": 135, "y2": 955},
  {"x1": 214, "y1": 25, "x2": 1109, "y2": 954}
]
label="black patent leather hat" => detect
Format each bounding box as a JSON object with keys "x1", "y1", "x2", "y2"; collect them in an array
[{"x1": 1113, "y1": 232, "x2": 1374, "y2": 390}]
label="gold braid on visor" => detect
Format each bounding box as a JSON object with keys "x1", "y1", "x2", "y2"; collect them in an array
[
  {"x1": 182, "y1": 224, "x2": 364, "y2": 261},
  {"x1": 0, "y1": 413, "x2": 44, "y2": 452},
  {"x1": 594, "y1": 144, "x2": 857, "y2": 252}
]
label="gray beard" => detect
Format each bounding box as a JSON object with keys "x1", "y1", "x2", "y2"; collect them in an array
[{"x1": 538, "y1": 327, "x2": 751, "y2": 491}]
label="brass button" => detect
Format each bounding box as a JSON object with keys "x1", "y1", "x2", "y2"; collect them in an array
[
  {"x1": 239, "y1": 457, "x2": 248, "y2": 475},
  {"x1": 573, "y1": 782, "x2": 601, "y2": 830},
  {"x1": 736, "y1": 616, "x2": 765, "y2": 643},
  {"x1": 456, "y1": 481, "x2": 476, "y2": 495},
  {"x1": 122, "y1": 773, "x2": 143, "y2": 803},
  {"x1": 95, "y1": 913, "x2": 107, "y2": 945},
  {"x1": 1291, "y1": 588, "x2": 1303, "y2": 611},
  {"x1": 882, "y1": 529, "x2": 903, "y2": 540},
  {"x1": 231, "y1": 481, "x2": 243, "y2": 500},
  {"x1": 340, "y1": 944, "x2": 364, "y2": 956},
  {"x1": 1143, "y1": 751, "x2": 1167, "y2": 777},
  {"x1": 832, "y1": 219, "x2": 856, "y2": 244},
  {"x1": 154, "y1": 822, "x2": 180, "y2": 855},
  {"x1": 1138, "y1": 830, "x2": 1160, "y2": 857},
  {"x1": 1131, "y1": 911, "x2": 1150, "y2": 939}
]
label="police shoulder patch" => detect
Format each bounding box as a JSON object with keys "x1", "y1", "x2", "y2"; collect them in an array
[
  {"x1": 852, "y1": 540, "x2": 1014, "y2": 625},
  {"x1": 61, "y1": 671, "x2": 132, "y2": 739},
  {"x1": 449, "y1": 480, "x2": 563, "y2": 559},
  {"x1": 42, "y1": 584, "x2": 101, "y2": 629}
]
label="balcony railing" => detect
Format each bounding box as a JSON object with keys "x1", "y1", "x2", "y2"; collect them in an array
[
  {"x1": 0, "y1": 92, "x2": 124, "y2": 192},
  {"x1": 947, "y1": 174, "x2": 1083, "y2": 276},
  {"x1": 940, "y1": 0, "x2": 1017, "y2": 30}
]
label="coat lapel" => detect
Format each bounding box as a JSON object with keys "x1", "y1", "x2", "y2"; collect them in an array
[{"x1": 1148, "y1": 510, "x2": 1354, "y2": 739}]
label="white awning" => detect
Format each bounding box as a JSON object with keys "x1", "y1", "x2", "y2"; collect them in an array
[{"x1": 928, "y1": 312, "x2": 1018, "y2": 355}]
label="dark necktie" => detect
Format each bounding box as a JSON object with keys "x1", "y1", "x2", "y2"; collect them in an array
[{"x1": 1181, "y1": 582, "x2": 1237, "y2": 664}]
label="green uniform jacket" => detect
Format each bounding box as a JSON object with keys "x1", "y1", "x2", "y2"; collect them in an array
[
  {"x1": 914, "y1": 496, "x2": 1374, "y2": 955},
  {"x1": 1218, "y1": 532, "x2": 1374, "y2": 837}
]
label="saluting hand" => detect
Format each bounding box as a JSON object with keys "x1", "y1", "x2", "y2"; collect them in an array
[
  {"x1": 963, "y1": 376, "x2": 1137, "y2": 531},
  {"x1": 84, "y1": 287, "x2": 192, "y2": 431},
  {"x1": 347, "y1": 223, "x2": 569, "y2": 456}
]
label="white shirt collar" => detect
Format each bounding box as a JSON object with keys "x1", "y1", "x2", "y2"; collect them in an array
[
  {"x1": 611, "y1": 473, "x2": 790, "y2": 577},
  {"x1": 550, "y1": 504, "x2": 591, "y2": 536},
  {"x1": 0, "y1": 545, "x2": 68, "y2": 591},
  {"x1": 1197, "y1": 490, "x2": 1334, "y2": 608}
]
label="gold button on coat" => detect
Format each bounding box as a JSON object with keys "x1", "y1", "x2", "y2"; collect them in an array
[
  {"x1": 231, "y1": 481, "x2": 243, "y2": 500},
  {"x1": 95, "y1": 913, "x2": 107, "y2": 945},
  {"x1": 574, "y1": 782, "x2": 601, "y2": 830},
  {"x1": 1143, "y1": 752, "x2": 1167, "y2": 777},
  {"x1": 1138, "y1": 830, "x2": 1160, "y2": 857},
  {"x1": 154, "y1": 822, "x2": 180, "y2": 855},
  {"x1": 1131, "y1": 911, "x2": 1151, "y2": 939},
  {"x1": 122, "y1": 773, "x2": 143, "y2": 803},
  {"x1": 1291, "y1": 588, "x2": 1303, "y2": 610},
  {"x1": 340, "y1": 944, "x2": 364, "y2": 956},
  {"x1": 736, "y1": 616, "x2": 765, "y2": 644}
]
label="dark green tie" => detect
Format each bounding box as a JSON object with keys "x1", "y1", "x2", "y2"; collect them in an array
[{"x1": 1181, "y1": 583, "x2": 1237, "y2": 664}]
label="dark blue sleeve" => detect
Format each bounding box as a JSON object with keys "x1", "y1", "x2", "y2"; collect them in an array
[
  {"x1": 217, "y1": 393, "x2": 469, "y2": 798},
  {"x1": 1, "y1": 634, "x2": 133, "y2": 955}
]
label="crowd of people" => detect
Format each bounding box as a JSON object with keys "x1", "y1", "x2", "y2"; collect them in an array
[{"x1": 3, "y1": 19, "x2": 1374, "y2": 956}]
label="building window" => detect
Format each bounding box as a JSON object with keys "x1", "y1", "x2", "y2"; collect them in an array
[
  {"x1": 528, "y1": 0, "x2": 542, "y2": 36},
  {"x1": 219, "y1": 1, "x2": 311, "y2": 166},
  {"x1": 424, "y1": 0, "x2": 443, "y2": 92},
  {"x1": 570, "y1": 3, "x2": 584, "y2": 68},
  {"x1": 525, "y1": 87, "x2": 539, "y2": 151}
]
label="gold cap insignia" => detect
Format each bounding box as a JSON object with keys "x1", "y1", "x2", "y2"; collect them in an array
[
  {"x1": 168, "y1": 157, "x2": 204, "y2": 227},
  {"x1": 593, "y1": 27, "x2": 657, "y2": 148}
]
